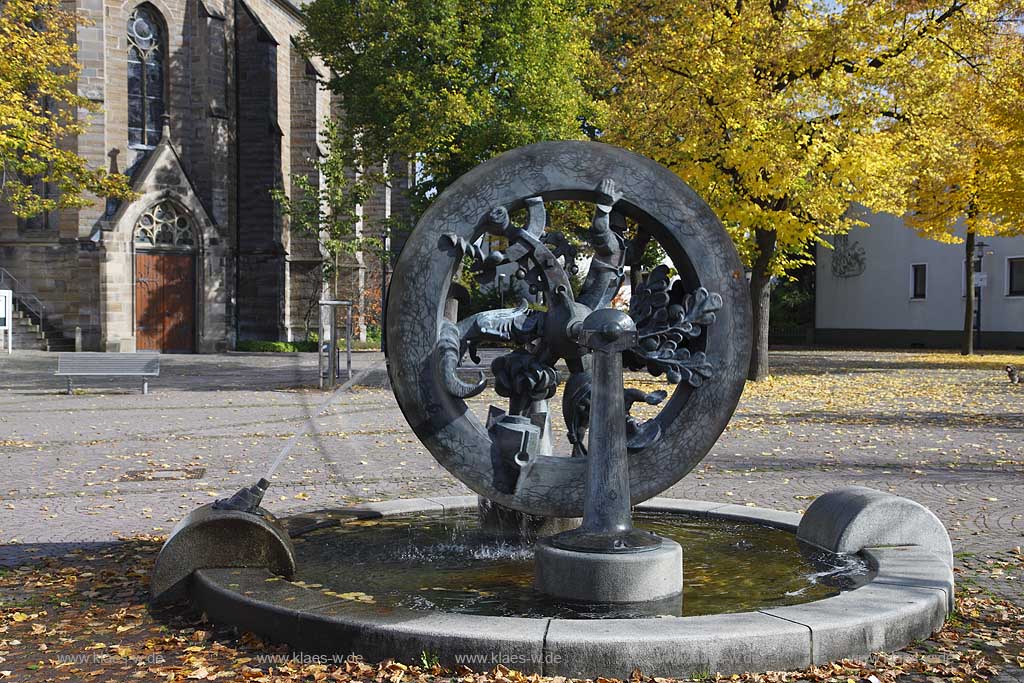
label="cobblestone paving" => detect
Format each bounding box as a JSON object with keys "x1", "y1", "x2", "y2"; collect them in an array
[{"x1": 1, "y1": 348, "x2": 1022, "y2": 609}]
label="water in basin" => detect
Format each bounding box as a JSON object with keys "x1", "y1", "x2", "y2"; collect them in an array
[{"x1": 293, "y1": 510, "x2": 870, "y2": 619}]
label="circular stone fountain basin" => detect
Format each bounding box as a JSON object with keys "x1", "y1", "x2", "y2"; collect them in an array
[
  {"x1": 292, "y1": 509, "x2": 868, "y2": 619},
  {"x1": 190, "y1": 496, "x2": 953, "y2": 678}
]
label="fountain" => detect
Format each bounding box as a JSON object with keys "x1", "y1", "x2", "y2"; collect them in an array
[{"x1": 153, "y1": 141, "x2": 955, "y2": 678}]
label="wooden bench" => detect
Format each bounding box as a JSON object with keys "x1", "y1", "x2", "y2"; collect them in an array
[{"x1": 55, "y1": 352, "x2": 161, "y2": 395}]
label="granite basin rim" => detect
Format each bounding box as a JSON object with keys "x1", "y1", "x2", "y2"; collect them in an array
[{"x1": 188, "y1": 496, "x2": 952, "y2": 678}]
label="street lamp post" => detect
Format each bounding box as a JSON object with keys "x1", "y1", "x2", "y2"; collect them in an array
[{"x1": 974, "y1": 241, "x2": 993, "y2": 350}]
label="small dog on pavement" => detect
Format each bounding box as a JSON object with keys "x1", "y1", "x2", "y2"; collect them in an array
[{"x1": 1008, "y1": 365, "x2": 1021, "y2": 384}]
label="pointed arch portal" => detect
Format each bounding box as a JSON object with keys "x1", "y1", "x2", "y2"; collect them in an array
[{"x1": 134, "y1": 200, "x2": 196, "y2": 352}]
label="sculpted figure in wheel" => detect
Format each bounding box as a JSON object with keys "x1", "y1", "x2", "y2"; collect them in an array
[{"x1": 386, "y1": 141, "x2": 751, "y2": 518}]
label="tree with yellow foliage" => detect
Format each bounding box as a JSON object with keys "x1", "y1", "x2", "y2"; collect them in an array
[
  {"x1": 895, "y1": 21, "x2": 1024, "y2": 354},
  {"x1": 602, "y1": 0, "x2": 1020, "y2": 379},
  {"x1": 0, "y1": 0, "x2": 132, "y2": 218}
]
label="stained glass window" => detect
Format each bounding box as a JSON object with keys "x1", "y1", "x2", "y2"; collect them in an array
[
  {"x1": 127, "y1": 6, "x2": 164, "y2": 149},
  {"x1": 134, "y1": 201, "x2": 195, "y2": 250}
]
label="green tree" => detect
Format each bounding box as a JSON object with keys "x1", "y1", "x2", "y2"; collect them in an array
[
  {"x1": 297, "y1": 0, "x2": 604, "y2": 214},
  {"x1": 1, "y1": 0, "x2": 132, "y2": 217},
  {"x1": 601, "y1": 0, "x2": 1018, "y2": 379}
]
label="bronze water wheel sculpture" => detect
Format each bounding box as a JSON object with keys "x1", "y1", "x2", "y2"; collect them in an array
[
  {"x1": 386, "y1": 141, "x2": 752, "y2": 519},
  {"x1": 153, "y1": 140, "x2": 954, "y2": 675}
]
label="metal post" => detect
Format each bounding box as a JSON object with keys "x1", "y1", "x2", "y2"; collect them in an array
[
  {"x1": 381, "y1": 227, "x2": 391, "y2": 352},
  {"x1": 318, "y1": 308, "x2": 325, "y2": 390},
  {"x1": 346, "y1": 303, "x2": 353, "y2": 380},
  {"x1": 582, "y1": 344, "x2": 631, "y2": 534},
  {"x1": 976, "y1": 283, "x2": 983, "y2": 350},
  {"x1": 319, "y1": 300, "x2": 353, "y2": 388},
  {"x1": 326, "y1": 304, "x2": 338, "y2": 389},
  {"x1": 976, "y1": 241, "x2": 988, "y2": 350},
  {"x1": 550, "y1": 308, "x2": 660, "y2": 553}
]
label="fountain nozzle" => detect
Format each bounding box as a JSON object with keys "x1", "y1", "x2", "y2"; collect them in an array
[{"x1": 212, "y1": 478, "x2": 271, "y2": 513}]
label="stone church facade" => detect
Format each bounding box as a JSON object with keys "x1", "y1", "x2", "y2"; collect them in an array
[{"x1": 0, "y1": 0, "x2": 409, "y2": 352}]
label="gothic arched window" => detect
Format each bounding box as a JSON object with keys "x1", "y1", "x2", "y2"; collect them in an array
[
  {"x1": 134, "y1": 201, "x2": 195, "y2": 250},
  {"x1": 127, "y1": 5, "x2": 165, "y2": 149}
]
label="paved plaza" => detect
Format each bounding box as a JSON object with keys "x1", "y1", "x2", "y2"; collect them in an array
[{"x1": 1, "y1": 348, "x2": 1022, "y2": 606}]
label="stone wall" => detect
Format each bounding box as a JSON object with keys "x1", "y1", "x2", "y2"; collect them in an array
[
  {"x1": 0, "y1": 242, "x2": 81, "y2": 336},
  {"x1": 234, "y1": 0, "x2": 284, "y2": 340}
]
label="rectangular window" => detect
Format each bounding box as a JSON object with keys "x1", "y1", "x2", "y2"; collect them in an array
[
  {"x1": 16, "y1": 173, "x2": 58, "y2": 233},
  {"x1": 911, "y1": 264, "x2": 927, "y2": 300},
  {"x1": 16, "y1": 92, "x2": 59, "y2": 234},
  {"x1": 1009, "y1": 257, "x2": 1024, "y2": 297}
]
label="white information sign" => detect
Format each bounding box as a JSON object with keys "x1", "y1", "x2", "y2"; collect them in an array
[
  {"x1": 0, "y1": 289, "x2": 11, "y2": 354},
  {"x1": 975, "y1": 273, "x2": 989, "y2": 288}
]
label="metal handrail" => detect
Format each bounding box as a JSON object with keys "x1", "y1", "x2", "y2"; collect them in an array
[{"x1": 0, "y1": 267, "x2": 46, "y2": 328}]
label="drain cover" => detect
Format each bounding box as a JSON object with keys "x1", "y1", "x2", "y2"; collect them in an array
[{"x1": 121, "y1": 467, "x2": 206, "y2": 482}]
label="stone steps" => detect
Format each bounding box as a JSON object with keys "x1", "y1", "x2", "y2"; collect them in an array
[{"x1": 9, "y1": 306, "x2": 75, "y2": 352}]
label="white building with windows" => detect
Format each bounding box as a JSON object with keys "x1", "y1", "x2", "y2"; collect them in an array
[{"x1": 815, "y1": 210, "x2": 1024, "y2": 350}]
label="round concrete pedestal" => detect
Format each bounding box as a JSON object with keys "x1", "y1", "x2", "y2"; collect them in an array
[{"x1": 534, "y1": 536, "x2": 683, "y2": 603}]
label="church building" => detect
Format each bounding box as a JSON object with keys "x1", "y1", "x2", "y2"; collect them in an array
[{"x1": 0, "y1": 0, "x2": 409, "y2": 352}]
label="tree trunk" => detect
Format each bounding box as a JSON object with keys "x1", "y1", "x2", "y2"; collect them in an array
[
  {"x1": 962, "y1": 230, "x2": 976, "y2": 356},
  {"x1": 747, "y1": 228, "x2": 776, "y2": 381}
]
